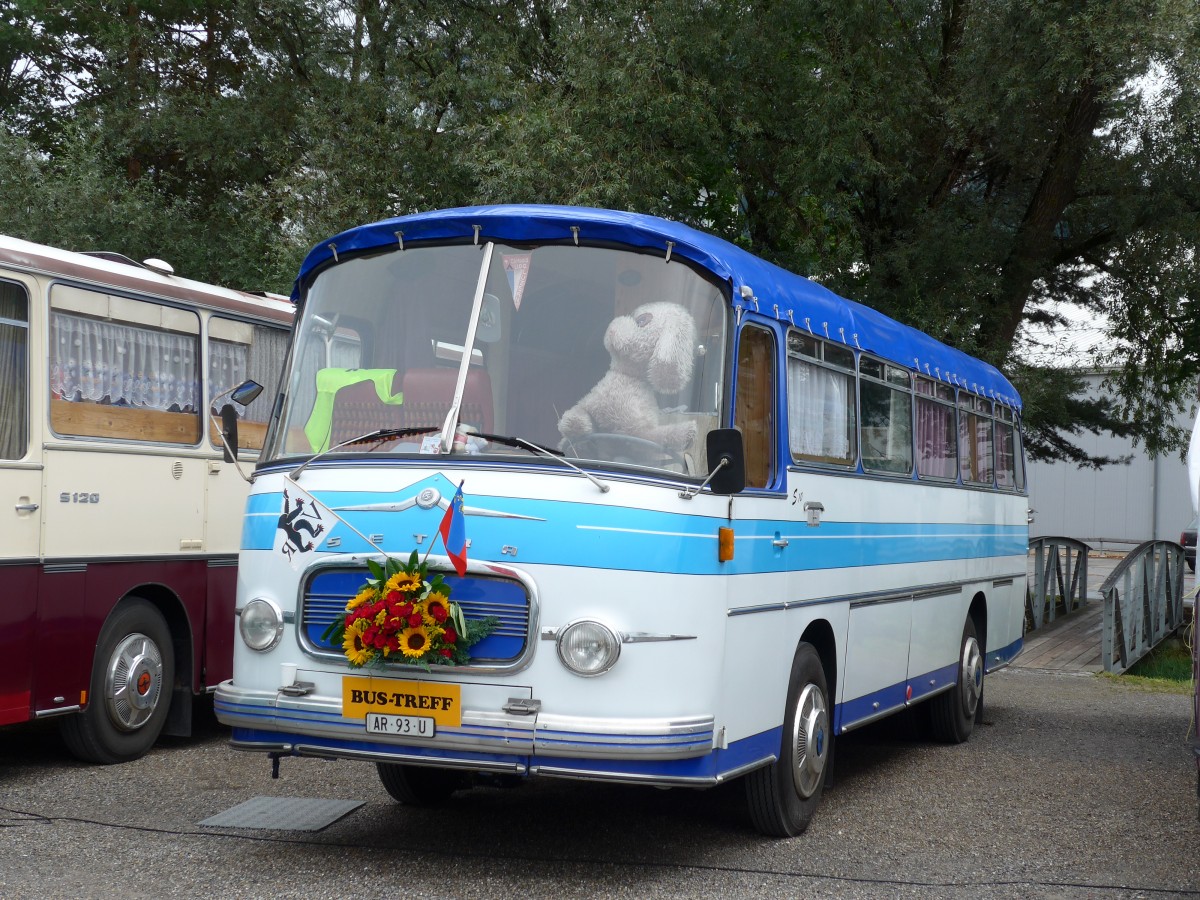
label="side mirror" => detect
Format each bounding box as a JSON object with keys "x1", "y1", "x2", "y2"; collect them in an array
[
  {"x1": 705, "y1": 428, "x2": 746, "y2": 495},
  {"x1": 210, "y1": 380, "x2": 263, "y2": 463}
]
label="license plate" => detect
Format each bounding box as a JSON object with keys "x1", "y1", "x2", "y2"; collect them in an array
[
  {"x1": 342, "y1": 676, "x2": 462, "y2": 727},
  {"x1": 365, "y1": 713, "x2": 436, "y2": 737}
]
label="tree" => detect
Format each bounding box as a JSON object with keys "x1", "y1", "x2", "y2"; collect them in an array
[{"x1": 2, "y1": 0, "x2": 1198, "y2": 463}]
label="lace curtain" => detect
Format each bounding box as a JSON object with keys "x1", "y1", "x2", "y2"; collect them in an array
[
  {"x1": 208, "y1": 326, "x2": 290, "y2": 424},
  {"x1": 788, "y1": 358, "x2": 854, "y2": 462},
  {"x1": 50, "y1": 311, "x2": 199, "y2": 412}
]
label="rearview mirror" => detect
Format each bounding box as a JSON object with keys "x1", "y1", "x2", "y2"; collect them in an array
[
  {"x1": 705, "y1": 428, "x2": 746, "y2": 495},
  {"x1": 211, "y1": 380, "x2": 263, "y2": 463}
]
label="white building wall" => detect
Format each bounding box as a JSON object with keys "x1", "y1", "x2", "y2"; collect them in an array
[{"x1": 1025, "y1": 373, "x2": 1196, "y2": 548}]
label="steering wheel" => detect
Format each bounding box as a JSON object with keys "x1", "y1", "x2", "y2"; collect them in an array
[{"x1": 566, "y1": 433, "x2": 687, "y2": 470}]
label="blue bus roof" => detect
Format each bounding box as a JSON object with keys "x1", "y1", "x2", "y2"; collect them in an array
[{"x1": 295, "y1": 205, "x2": 1020, "y2": 410}]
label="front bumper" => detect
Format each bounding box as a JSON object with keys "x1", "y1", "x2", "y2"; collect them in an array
[{"x1": 215, "y1": 677, "x2": 721, "y2": 786}]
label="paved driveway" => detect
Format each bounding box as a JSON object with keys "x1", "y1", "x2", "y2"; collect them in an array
[{"x1": 0, "y1": 667, "x2": 1197, "y2": 898}]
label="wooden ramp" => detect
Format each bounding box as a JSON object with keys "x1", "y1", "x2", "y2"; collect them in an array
[{"x1": 1011, "y1": 599, "x2": 1104, "y2": 673}]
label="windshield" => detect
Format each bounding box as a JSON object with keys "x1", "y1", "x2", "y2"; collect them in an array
[{"x1": 266, "y1": 241, "x2": 728, "y2": 476}]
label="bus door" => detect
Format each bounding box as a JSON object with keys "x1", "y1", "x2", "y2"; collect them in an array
[{"x1": 0, "y1": 275, "x2": 41, "y2": 724}]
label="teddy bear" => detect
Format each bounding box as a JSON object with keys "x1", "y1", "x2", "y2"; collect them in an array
[{"x1": 557, "y1": 301, "x2": 698, "y2": 459}]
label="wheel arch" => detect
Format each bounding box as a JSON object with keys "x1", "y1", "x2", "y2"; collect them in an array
[
  {"x1": 110, "y1": 583, "x2": 195, "y2": 736},
  {"x1": 968, "y1": 590, "x2": 987, "y2": 653},
  {"x1": 799, "y1": 618, "x2": 837, "y2": 702}
]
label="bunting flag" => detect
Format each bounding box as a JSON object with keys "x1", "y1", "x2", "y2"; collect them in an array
[{"x1": 439, "y1": 482, "x2": 468, "y2": 576}]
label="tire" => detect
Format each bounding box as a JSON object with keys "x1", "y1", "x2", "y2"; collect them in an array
[
  {"x1": 60, "y1": 598, "x2": 175, "y2": 764},
  {"x1": 376, "y1": 763, "x2": 468, "y2": 805},
  {"x1": 745, "y1": 642, "x2": 831, "y2": 837},
  {"x1": 928, "y1": 617, "x2": 983, "y2": 744}
]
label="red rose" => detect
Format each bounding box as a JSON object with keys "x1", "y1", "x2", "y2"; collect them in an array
[
  {"x1": 440, "y1": 647, "x2": 453, "y2": 657},
  {"x1": 408, "y1": 612, "x2": 423, "y2": 628},
  {"x1": 442, "y1": 626, "x2": 457, "y2": 644},
  {"x1": 386, "y1": 590, "x2": 401, "y2": 604},
  {"x1": 398, "y1": 602, "x2": 414, "y2": 617},
  {"x1": 430, "y1": 605, "x2": 448, "y2": 623}
]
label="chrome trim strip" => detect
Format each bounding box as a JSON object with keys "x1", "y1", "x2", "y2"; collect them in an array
[
  {"x1": 229, "y1": 740, "x2": 294, "y2": 753},
  {"x1": 839, "y1": 700, "x2": 908, "y2": 733},
  {"x1": 620, "y1": 631, "x2": 698, "y2": 644},
  {"x1": 294, "y1": 744, "x2": 526, "y2": 774},
  {"x1": 713, "y1": 755, "x2": 777, "y2": 784},
  {"x1": 849, "y1": 591, "x2": 911, "y2": 609},
  {"x1": 992, "y1": 577, "x2": 1014, "y2": 587},
  {"x1": 729, "y1": 573, "x2": 1027, "y2": 618},
  {"x1": 34, "y1": 705, "x2": 81, "y2": 718},
  {"x1": 530, "y1": 765, "x2": 719, "y2": 787}
]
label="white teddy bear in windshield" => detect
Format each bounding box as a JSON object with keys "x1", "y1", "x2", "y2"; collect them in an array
[{"x1": 558, "y1": 301, "x2": 698, "y2": 455}]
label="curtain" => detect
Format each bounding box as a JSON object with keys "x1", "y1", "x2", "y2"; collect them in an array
[
  {"x1": 788, "y1": 358, "x2": 853, "y2": 463},
  {"x1": 0, "y1": 283, "x2": 27, "y2": 459},
  {"x1": 917, "y1": 397, "x2": 955, "y2": 478},
  {"x1": 50, "y1": 312, "x2": 199, "y2": 412},
  {"x1": 209, "y1": 325, "x2": 291, "y2": 424}
]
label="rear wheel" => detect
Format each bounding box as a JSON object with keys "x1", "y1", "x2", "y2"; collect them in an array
[
  {"x1": 928, "y1": 617, "x2": 983, "y2": 744},
  {"x1": 376, "y1": 763, "x2": 468, "y2": 805},
  {"x1": 60, "y1": 598, "x2": 175, "y2": 764},
  {"x1": 745, "y1": 642, "x2": 831, "y2": 837}
]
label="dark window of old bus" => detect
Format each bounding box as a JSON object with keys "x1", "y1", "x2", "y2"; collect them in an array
[
  {"x1": 787, "y1": 331, "x2": 856, "y2": 467},
  {"x1": 49, "y1": 285, "x2": 201, "y2": 445},
  {"x1": 0, "y1": 280, "x2": 28, "y2": 459},
  {"x1": 958, "y1": 394, "x2": 994, "y2": 485},
  {"x1": 735, "y1": 325, "x2": 775, "y2": 489},
  {"x1": 208, "y1": 317, "x2": 291, "y2": 451},
  {"x1": 916, "y1": 377, "x2": 956, "y2": 480},
  {"x1": 995, "y1": 405, "x2": 1020, "y2": 490},
  {"x1": 859, "y1": 356, "x2": 913, "y2": 475}
]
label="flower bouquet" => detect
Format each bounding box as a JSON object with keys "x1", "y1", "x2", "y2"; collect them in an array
[{"x1": 321, "y1": 550, "x2": 496, "y2": 668}]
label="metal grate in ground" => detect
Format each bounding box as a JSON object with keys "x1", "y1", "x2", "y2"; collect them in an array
[{"x1": 199, "y1": 796, "x2": 364, "y2": 831}]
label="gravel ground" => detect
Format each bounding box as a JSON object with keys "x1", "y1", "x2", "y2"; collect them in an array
[{"x1": 0, "y1": 668, "x2": 1197, "y2": 899}]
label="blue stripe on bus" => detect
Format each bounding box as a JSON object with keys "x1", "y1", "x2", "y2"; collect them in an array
[{"x1": 242, "y1": 488, "x2": 1025, "y2": 575}]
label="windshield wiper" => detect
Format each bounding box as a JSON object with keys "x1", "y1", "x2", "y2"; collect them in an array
[
  {"x1": 290, "y1": 426, "x2": 438, "y2": 481},
  {"x1": 473, "y1": 431, "x2": 610, "y2": 493}
]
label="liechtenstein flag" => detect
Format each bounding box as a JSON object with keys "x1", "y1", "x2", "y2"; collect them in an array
[{"x1": 439, "y1": 482, "x2": 468, "y2": 576}]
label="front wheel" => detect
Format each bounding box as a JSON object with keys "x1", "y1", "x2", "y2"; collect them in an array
[
  {"x1": 376, "y1": 763, "x2": 468, "y2": 805},
  {"x1": 745, "y1": 642, "x2": 831, "y2": 837},
  {"x1": 928, "y1": 617, "x2": 983, "y2": 744},
  {"x1": 59, "y1": 598, "x2": 175, "y2": 764}
]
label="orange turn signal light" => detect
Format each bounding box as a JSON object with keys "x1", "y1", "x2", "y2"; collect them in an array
[{"x1": 718, "y1": 526, "x2": 735, "y2": 562}]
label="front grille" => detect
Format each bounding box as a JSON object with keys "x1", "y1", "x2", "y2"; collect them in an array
[{"x1": 301, "y1": 567, "x2": 531, "y2": 664}]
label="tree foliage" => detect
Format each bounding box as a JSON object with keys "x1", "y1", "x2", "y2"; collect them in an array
[{"x1": 1, "y1": 0, "x2": 1198, "y2": 463}]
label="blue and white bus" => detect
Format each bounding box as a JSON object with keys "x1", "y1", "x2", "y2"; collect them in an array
[{"x1": 215, "y1": 205, "x2": 1027, "y2": 836}]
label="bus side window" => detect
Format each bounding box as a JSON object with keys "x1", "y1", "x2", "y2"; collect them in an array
[
  {"x1": 0, "y1": 279, "x2": 29, "y2": 459},
  {"x1": 208, "y1": 317, "x2": 290, "y2": 451},
  {"x1": 49, "y1": 285, "x2": 202, "y2": 445},
  {"x1": 734, "y1": 325, "x2": 775, "y2": 489}
]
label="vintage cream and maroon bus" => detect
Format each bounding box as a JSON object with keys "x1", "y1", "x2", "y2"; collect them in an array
[{"x1": 0, "y1": 235, "x2": 291, "y2": 762}]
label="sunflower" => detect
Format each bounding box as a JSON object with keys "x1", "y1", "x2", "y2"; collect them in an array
[
  {"x1": 385, "y1": 572, "x2": 423, "y2": 596},
  {"x1": 346, "y1": 587, "x2": 375, "y2": 611},
  {"x1": 342, "y1": 619, "x2": 373, "y2": 666},
  {"x1": 399, "y1": 624, "x2": 432, "y2": 658}
]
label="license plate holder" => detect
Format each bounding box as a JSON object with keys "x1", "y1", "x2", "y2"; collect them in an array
[{"x1": 365, "y1": 713, "x2": 436, "y2": 737}]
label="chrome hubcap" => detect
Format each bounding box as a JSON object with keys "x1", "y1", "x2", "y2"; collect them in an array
[
  {"x1": 790, "y1": 682, "x2": 829, "y2": 798},
  {"x1": 104, "y1": 633, "x2": 164, "y2": 731},
  {"x1": 960, "y1": 635, "x2": 983, "y2": 719}
]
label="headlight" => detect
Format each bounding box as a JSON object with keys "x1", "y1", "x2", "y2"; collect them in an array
[
  {"x1": 239, "y1": 598, "x2": 283, "y2": 651},
  {"x1": 556, "y1": 620, "x2": 620, "y2": 676}
]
